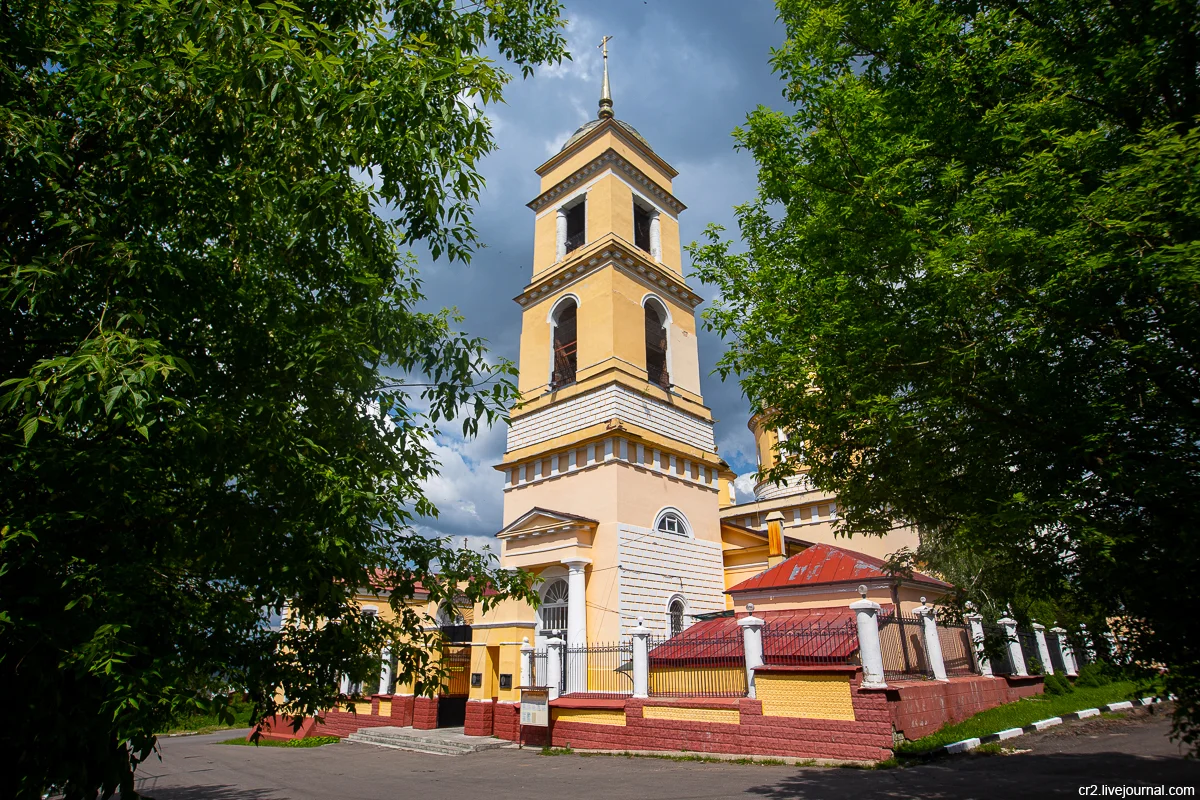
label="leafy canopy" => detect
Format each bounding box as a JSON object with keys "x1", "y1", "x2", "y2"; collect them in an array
[
  {"x1": 0, "y1": 0, "x2": 565, "y2": 796},
  {"x1": 692, "y1": 0, "x2": 1198, "y2": 746}
]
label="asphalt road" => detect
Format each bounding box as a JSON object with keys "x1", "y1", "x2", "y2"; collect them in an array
[{"x1": 138, "y1": 707, "x2": 1198, "y2": 800}]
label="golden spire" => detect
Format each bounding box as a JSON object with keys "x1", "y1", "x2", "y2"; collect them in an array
[{"x1": 598, "y1": 35, "x2": 613, "y2": 119}]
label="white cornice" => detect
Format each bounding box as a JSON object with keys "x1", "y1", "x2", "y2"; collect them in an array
[
  {"x1": 528, "y1": 149, "x2": 686, "y2": 216},
  {"x1": 515, "y1": 241, "x2": 702, "y2": 309}
]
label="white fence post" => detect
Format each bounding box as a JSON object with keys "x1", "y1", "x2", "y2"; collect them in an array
[
  {"x1": 1032, "y1": 623, "x2": 1054, "y2": 675},
  {"x1": 1052, "y1": 626, "x2": 1078, "y2": 676},
  {"x1": 964, "y1": 610, "x2": 992, "y2": 677},
  {"x1": 738, "y1": 604, "x2": 765, "y2": 699},
  {"x1": 1079, "y1": 623, "x2": 1097, "y2": 664},
  {"x1": 546, "y1": 637, "x2": 564, "y2": 701},
  {"x1": 378, "y1": 647, "x2": 394, "y2": 695},
  {"x1": 631, "y1": 618, "x2": 651, "y2": 699},
  {"x1": 850, "y1": 587, "x2": 886, "y2": 688},
  {"x1": 916, "y1": 598, "x2": 948, "y2": 681},
  {"x1": 1000, "y1": 617, "x2": 1028, "y2": 676},
  {"x1": 520, "y1": 637, "x2": 533, "y2": 688}
]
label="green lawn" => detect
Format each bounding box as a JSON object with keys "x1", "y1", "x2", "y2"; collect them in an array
[
  {"x1": 896, "y1": 681, "x2": 1151, "y2": 757},
  {"x1": 220, "y1": 735, "x2": 340, "y2": 748}
]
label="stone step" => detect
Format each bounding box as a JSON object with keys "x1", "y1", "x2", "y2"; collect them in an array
[{"x1": 344, "y1": 727, "x2": 511, "y2": 757}]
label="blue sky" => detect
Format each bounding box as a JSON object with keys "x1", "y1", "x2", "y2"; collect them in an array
[{"x1": 406, "y1": 1, "x2": 789, "y2": 548}]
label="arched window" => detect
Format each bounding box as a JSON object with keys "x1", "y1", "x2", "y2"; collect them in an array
[
  {"x1": 540, "y1": 579, "x2": 569, "y2": 635},
  {"x1": 644, "y1": 297, "x2": 669, "y2": 389},
  {"x1": 436, "y1": 602, "x2": 465, "y2": 628},
  {"x1": 655, "y1": 508, "x2": 689, "y2": 537},
  {"x1": 551, "y1": 298, "x2": 578, "y2": 389},
  {"x1": 668, "y1": 597, "x2": 686, "y2": 637}
]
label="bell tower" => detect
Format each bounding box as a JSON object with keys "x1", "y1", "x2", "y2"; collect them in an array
[{"x1": 494, "y1": 40, "x2": 731, "y2": 653}]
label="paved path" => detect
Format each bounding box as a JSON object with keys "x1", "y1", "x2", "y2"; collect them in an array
[{"x1": 138, "y1": 708, "x2": 1197, "y2": 800}]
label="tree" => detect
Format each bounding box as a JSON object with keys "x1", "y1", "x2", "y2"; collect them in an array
[
  {"x1": 0, "y1": 1, "x2": 565, "y2": 796},
  {"x1": 692, "y1": 0, "x2": 1199, "y2": 745}
]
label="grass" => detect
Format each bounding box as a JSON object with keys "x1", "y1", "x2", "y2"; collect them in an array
[
  {"x1": 895, "y1": 680, "x2": 1147, "y2": 757},
  {"x1": 159, "y1": 697, "x2": 256, "y2": 736},
  {"x1": 220, "y1": 735, "x2": 340, "y2": 748}
]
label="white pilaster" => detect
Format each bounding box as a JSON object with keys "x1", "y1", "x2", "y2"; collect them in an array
[
  {"x1": 649, "y1": 212, "x2": 662, "y2": 262},
  {"x1": 1052, "y1": 626, "x2": 1078, "y2": 676},
  {"x1": 631, "y1": 618, "x2": 651, "y2": 699},
  {"x1": 851, "y1": 594, "x2": 887, "y2": 688},
  {"x1": 1000, "y1": 617, "x2": 1028, "y2": 676},
  {"x1": 520, "y1": 637, "x2": 533, "y2": 688},
  {"x1": 378, "y1": 647, "x2": 393, "y2": 695},
  {"x1": 555, "y1": 209, "x2": 567, "y2": 261},
  {"x1": 916, "y1": 600, "x2": 948, "y2": 681},
  {"x1": 1033, "y1": 623, "x2": 1054, "y2": 675},
  {"x1": 564, "y1": 558, "x2": 589, "y2": 694},
  {"x1": 738, "y1": 606, "x2": 765, "y2": 699},
  {"x1": 965, "y1": 612, "x2": 992, "y2": 677}
]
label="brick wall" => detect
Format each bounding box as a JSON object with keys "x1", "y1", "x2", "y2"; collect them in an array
[
  {"x1": 464, "y1": 699, "x2": 495, "y2": 737},
  {"x1": 887, "y1": 675, "x2": 1045, "y2": 740},
  {"x1": 493, "y1": 702, "x2": 520, "y2": 742},
  {"x1": 546, "y1": 672, "x2": 894, "y2": 762},
  {"x1": 412, "y1": 696, "x2": 439, "y2": 730}
]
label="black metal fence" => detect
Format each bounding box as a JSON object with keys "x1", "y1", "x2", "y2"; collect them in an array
[
  {"x1": 1017, "y1": 630, "x2": 1041, "y2": 674},
  {"x1": 563, "y1": 641, "x2": 634, "y2": 698},
  {"x1": 530, "y1": 649, "x2": 549, "y2": 688},
  {"x1": 879, "y1": 610, "x2": 934, "y2": 681},
  {"x1": 1044, "y1": 631, "x2": 1068, "y2": 674},
  {"x1": 761, "y1": 618, "x2": 859, "y2": 667},
  {"x1": 647, "y1": 631, "x2": 748, "y2": 697},
  {"x1": 982, "y1": 624, "x2": 1015, "y2": 676},
  {"x1": 937, "y1": 622, "x2": 979, "y2": 677}
]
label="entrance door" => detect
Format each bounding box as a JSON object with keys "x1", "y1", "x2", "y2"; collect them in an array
[{"x1": 437, "y1": 640, "x2": 472, "y2": 727}]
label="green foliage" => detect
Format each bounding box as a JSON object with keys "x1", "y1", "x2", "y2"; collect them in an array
[
  {"x1": 1042, "y1": 673, "x2": 1074, "y2": 697},
  {"x1": 160, "y1": 694, "x2": 255, "y2": 735},
  {"x1": 692, "y1": 0, "x2": 1200, "y2": 751},
  {"x1": 1076, "y1": 662, "x2": 1114, "y2": 689},
  {"x1": 0, "y1": 1, "x2": 566, "y2": 797}
]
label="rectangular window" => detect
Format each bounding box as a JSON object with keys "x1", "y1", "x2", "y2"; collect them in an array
[
  {"x1": 565, "y1": 201, "x2": 586, "y2": 253},
  {"x1": 634, "y1": 203, "x2": 651, "y2": 251}
]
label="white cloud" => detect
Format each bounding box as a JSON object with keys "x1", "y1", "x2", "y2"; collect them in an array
[
  {"x1": 414, "y1": 419, "x2": 507, "y2": 543},
  {"x1": 733, "y1": 472, "x2": 758, "y2": 506}
]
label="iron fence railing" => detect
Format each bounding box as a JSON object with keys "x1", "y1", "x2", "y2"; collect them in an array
[
  {"x1": 879, "y1": 610, "x2": 934, "y2": 681},
  {"x1": 761, "y1": 618, "x2": 859, "y2": 667},
  {"x1": 982, "y1": 624, "x2": 1015, "y2": 676},
  {"x1": 1017, "y1": 630, "x2": 1042, "y2": 674},
  {"x1": 563, "y1": 641, "x2": 634, "y2": 698},
  {"x1": 647, "y1": 631, "x2": 748, "y2": 698},
  {"x1": 937, "y1": 622, "x2": 979, "y2": 677},
  {"x1": 1045, "y1": 631, "x2": 1068, "y2": 674},
  {"x1": 529, "y1": 649, "x2": 549, "y2": 688}
]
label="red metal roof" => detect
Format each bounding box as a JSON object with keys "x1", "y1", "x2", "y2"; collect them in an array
[
  {"x1": 648, "y1": 607, "x2": 872, "y2": 666},
  {"x1": 726, "y1": 543, "x2": 953, "y2": 594}
]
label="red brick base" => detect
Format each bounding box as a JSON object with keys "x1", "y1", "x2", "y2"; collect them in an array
[
  {"x1": 412, "y1": 695, "x2": 439, "y2": 730},
  {"x1": 390, "y1": 694, "x2": 415, "y2": 727},
  {"x1": 464, "y1": 699, "x2": 495, "y2": 736},
  {"x1": 493, "y1": 702, "x2": 520, "y2": 741},
  {"x1": 887, "y1": 675, "x2": 1045, "y2": 740}
]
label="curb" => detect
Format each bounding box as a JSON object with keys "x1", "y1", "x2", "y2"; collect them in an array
[{"x1": 934, "y1": 695, "x2": 1168, "y2": 757}]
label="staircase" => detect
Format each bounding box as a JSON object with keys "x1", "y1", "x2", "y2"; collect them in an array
[{"x1": 344, "y1": 726, "x2": 514, "y2": 756}]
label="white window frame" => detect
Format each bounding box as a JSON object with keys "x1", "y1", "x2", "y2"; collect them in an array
[{"x1": 653, "y1": 506, "x2": 692, "y2": 538}]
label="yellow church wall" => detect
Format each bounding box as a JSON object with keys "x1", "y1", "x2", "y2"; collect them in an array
[
  {"x1": 614, "y1": 462, "x2": 721, "y2": 546},
  {"x1": 533, "y1": 208, "x2": 559, "y2": 274},
  {"x1": 656, "y1": 213, "x2": 682, "y2": 276},
  {"x1": 537, "y1": 127, "x2": 676, "y2": 195},
  {"x1": 648, "y1": 666, "x2": 745, "y2": 697},
  {"x1": 552, "y1": 708, "x2": 627, "y2": 726}
]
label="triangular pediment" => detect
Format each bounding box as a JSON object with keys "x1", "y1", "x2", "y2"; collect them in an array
[{"x1": 497, "y1": 507, "x2": 599, "y2": 538}]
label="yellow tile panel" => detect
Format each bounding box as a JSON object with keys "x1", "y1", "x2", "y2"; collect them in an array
[
  {"x1": 756, "y1": 673, "x2": 856, "y2": 721},
  {"x1": 552, "y1": 708, "x2": 627, "y2": 727},
  {"x1": 642, "y1": 706, "x2": 739, "y2": 724}
]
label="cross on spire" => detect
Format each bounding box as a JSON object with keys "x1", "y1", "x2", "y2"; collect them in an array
[{"x1": 598, "y1": 35, "x2": 614, "y2": 119}]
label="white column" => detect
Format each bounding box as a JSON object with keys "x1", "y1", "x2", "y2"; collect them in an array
[
  {"x1": 631, "y1": 618, "x2": 651, "y2": 699},
  {"x1": 649, "y1": 212, "x2": 662, "y2": 262},
  {"x1": 546, "y1": 637, "x2": 563, "y2": 701},
  {"x1": 339, "y1": 674, "x2": 351, "y2": 695},
  {"x1": 1033, "y1": 623, "x2": 1054, "y2": 675},
  {"x1": 378, "y1": 647, "x2": 394, "y2": 695},
  {"x1": 965, "y1": 612, "x2": 992, "y2": 677},
  {"x1": 1000, "y1": 617, "x2": 1027, "y2": 676},
  {"x1": 556, "y1": 209, "x2": 567, "y2": 261},
  {"x1": 1052, "y1": 627, "x2": 1077, "y2": 676},
  {"x1": 520, "y1": 637, "x2": 533, "y2": 689},
  {"x1": 1079, "y1": 623, "x2": 1096, "y2": 664},
  {"x1": 851, "y1": 592, "x2": 886, "y2": 688},
  {"x1": 916, "y1": 599, "x2": 948, "y2": 681},
  {"x1": 564, "y1": 559, "x2": 589, "y2": 694},
  {"x1": 738, "y1": 604, "x2": 765, "y2": 699}
]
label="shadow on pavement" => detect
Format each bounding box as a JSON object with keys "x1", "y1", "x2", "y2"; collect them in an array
[
  {"x1": 141, "y1": 785, "x2": 283, "y2": 800},
  {"x1": 745, "y1": 751, "x2": 1199, "y2": 800}
]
